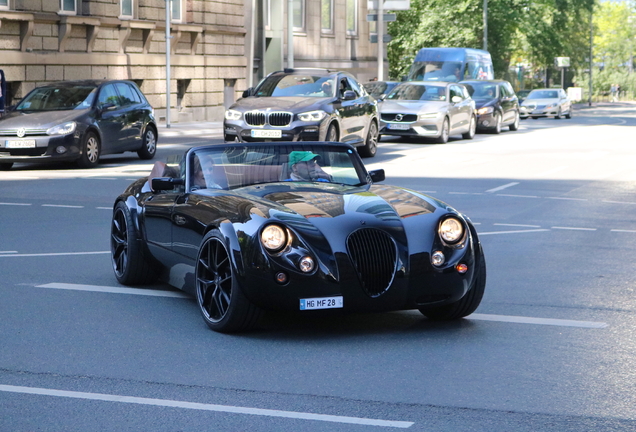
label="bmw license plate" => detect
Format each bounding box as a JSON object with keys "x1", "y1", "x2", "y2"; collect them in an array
[
  {"x1": 300, "y1": 296, "x2": 343, "y2": 310},
  {"x1": 388, "y1": 123, "x2": 410, "y2": 130},
  {"x1": 5, "y1": 140, "x2": 36, "y2": 148},
  {"x1": 251, "y1": 129, "x2": 282, "y2": 138}
]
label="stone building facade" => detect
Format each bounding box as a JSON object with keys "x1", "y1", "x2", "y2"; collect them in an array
[{"x1": 0, "y1": 0, "x2": 384, "y2": 122}]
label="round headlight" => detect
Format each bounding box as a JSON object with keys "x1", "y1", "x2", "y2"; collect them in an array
[
  {"x1": 439, "y1": 217, "x2": 464, "y2": 244},
  {"x1": 261, "y1": 225, "x2": 287, "y2": 252}
]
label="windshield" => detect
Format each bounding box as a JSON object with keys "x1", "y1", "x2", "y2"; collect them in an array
[
  {"x1": 255, "y1": 74, "x2": 336, "y2": 98},
  {"x1": 16, "y1": 85, "x2": 97, "y2": 111},
  {"x1": 386, "y1": 84, "x2": 446, "y2": 102},
  {"x1": 187, "y1": 144, "x2": 368, "y2": 190},
  {"x1": 527, "y1": 90, "x2": 559, "y2": 99},
  {"x1": 407, "y1": 61, "x2": 463, "y2": 82},
  {"x1": 464, "y1": 83, "x2": 498, "y2": 98}
]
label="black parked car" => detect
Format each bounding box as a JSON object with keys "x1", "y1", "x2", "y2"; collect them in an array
[
  {"x1": 223, "y1": 68, "x2": 380, "y2": 157},
  {"x1": 0, "y1": 80, "x2": 157, "y2": 170},
  {"x1": 460, "y1": 80, "x2": 520, "y2": 133},
  {"x1": 111, "y1": 142, "x2": 486, "y2": 333}
]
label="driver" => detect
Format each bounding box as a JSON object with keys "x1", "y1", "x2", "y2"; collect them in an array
[{"x1": 287, "y1": 151, "x2": 332, "y2": 182}]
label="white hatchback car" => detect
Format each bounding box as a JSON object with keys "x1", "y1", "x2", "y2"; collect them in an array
[{"x1": 519, "y1": 88, "x2": 572, "y2": 119}]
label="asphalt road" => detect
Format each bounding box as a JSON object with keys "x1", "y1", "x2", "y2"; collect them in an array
[{"x1": 1, "y1": 102, "x2": 635, "y2": 431}]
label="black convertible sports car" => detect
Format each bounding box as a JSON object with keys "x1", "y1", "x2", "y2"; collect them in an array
[{"x1": 111, "y1": 142, "x2": 486, "y2": 333}]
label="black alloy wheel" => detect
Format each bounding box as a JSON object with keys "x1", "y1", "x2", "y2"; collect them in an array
[
  {"x1": 419, "y1": 246, "x2": 487, "y2": 320},
  {"x1": 138, "y1": 126, "x2": 157, "y2": 160},
  {"x1": 77, "y1": 130, "x2": 101, "y2": 168},
  {"x1": 111, "y1": 201, "x2": 156, "y2": 285},
  {"x1": 358, "y1": 120, "x2": 378, "y2": 158},
  {"x1": 196, "y1": 231, "x2": 261, "y2": 333}
]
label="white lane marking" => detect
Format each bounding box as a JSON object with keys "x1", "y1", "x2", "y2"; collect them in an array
[
  {"x1": 0, "y1": 202, "x2": 32, "y2": 206},
  {"x1": 0, "y1": 385, "x2": 414, "y2": 428},
  {"x1": 0, "y1": 251, "x2": 18, "y2": 254},
  {"x1": 496, "y1": 194, "x2": 539, "y2": 198},
  {"x1": 479, "y1": 229, "x2": 550, "y2": 235},
  {"x1": 536, "y1": 166, "x2": 568, "y2": 177},
  {"x1": 546, "y1": 197, "x2": 588, "y2": 201},
  {"x1": 485, "y1": 182, "x2": 519, "y2": 193},
  {"x1": 0, "y1": 251, "x2": 109, "y2": 258},
  {"x1": 611, "y1": 229, "x2": 636, "y2": 233},
  {"x1": 551, "y1": 226, "x2": 597, "y2": 231},
  {"x1": 36, "y1": 283, "x2": 189, "y2": 298},
  {"x1": 602, "y1": 200, "x2": 636, "y2": 205},
  {"x1": 42, "y1": 204, "x2": 84, "y2": 209},
  {"x1": 493, "y1": 223, "x2": 541, "y2": 228},
  {"x1": 469, "y1": 314, "x2": 608, "y2": 329},
  {"x1": 97, "y1": 207, "x2": 112, "y2": 210},
  {"x1": 449, "y1": 192, "x2": 483, "y2": 195}
]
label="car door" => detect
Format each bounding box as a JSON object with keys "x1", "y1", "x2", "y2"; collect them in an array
[
  {"x1": 95, "y1": 83, "x2": 128, "y2": 153},
  {"x1": 345, "y1": 75, "x2": 374, "y2": 140},
  {"x1": 499, "y1": 82, "x2": 516, "y2": 124},
  {"x1": 114, "y1": 82, "x2": 144, "y2": 150},
  {"x1": 448, "y1": 85, "x2": 470, "y2": 132},
  {"x1": 333, "y1": 75, "x2": 360, "y2": 142}
]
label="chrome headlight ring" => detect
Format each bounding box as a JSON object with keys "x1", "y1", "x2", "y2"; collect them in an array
[{"x1": 438, "y1": 216, "x2": 466, "y2": 246}]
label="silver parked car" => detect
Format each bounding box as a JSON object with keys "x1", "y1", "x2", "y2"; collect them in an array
[
  {"x1": 378, "y1": 82, "x2": 476, "y2": 143},
  {"x1": 519, "y1": 88, "x2": 572, "y2": 119}
]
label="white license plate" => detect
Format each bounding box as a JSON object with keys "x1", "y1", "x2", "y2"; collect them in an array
[
  {"x1": 251, "y1": 129, "x2": 282, "y2": 138},
  {"x1": 388, "y1": 123, "x2": 410, "y2": 130},
  {"x1": 5, "y1": 139, "x2": 36, "y2": 148},
  {"x1": 300, "y1": 296, "x2": 343, "y2": 310}
]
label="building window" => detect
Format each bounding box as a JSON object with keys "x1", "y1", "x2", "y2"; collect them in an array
[
  {"x1": 293, "y1": 0, "x2": 305, "y2": 31},
  {"x1": 121, "y1": 0, "x2": 133, "y2": 18},
  {"x1": 0, "y1": 0, "x2": 9, "y2": 11},
  {"x1": 60, "y1": 0, "x2": 77, "y2": 14},
  {"x1": 172, "y1": 0, "x2": 182, "y2": 22},
  {"x1": 321, "y1": 0, "x2": 333, "y2": 33},
  {"x1": 346, "y1": 0, "x2": 357, "y2": 36}
]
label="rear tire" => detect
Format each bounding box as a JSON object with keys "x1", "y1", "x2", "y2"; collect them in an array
[
  {"x1": 111, "y1": 201, "x2": 157, "y2": 285},
  {"x1": 419, "y1": 248, "x2": 486, "y2": 320},
  {"x1": 196, "y1": 230, "x2": 262, "y2": 333},
  {"x1": 77, "y1": 131, "x2": 100, "y2": 168},
  {"x1": 137, "y1": 126, "x2": 157, "y2": 160},
  {"x1": 358, "y1": 120, "x2": 378, "y2": 158},
  {"x1": 565, "y1": 108, "x2": 572, "y2": 119}
]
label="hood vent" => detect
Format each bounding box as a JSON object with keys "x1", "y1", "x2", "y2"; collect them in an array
[{"x1": 346, "y1": 228, "x2": 398, "y2": 297}]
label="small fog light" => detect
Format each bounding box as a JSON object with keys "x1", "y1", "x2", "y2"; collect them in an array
[
  {"x1": 275, "y1": 272, "x2": 288, "y2": 284},
  {"x1": 55, "y1": 146, "x2": 67, "y2": 154},
  {"x1": 483, "y1": 120, "x2": 490, "y2": 126},
  {"x1": 431, "y1": 251, "x2": 445, "y2": 267},
  {"x1": 456, "y1": 263, "x2": 468, "y2": 274},
  {"x1": 299, "y1": 256, "x2": 315, "y2": 273}
]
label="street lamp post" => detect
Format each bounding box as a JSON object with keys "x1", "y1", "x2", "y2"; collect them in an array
[
  {"x1": 165, "y1": 0, "x2": 172, "y2": 128},
  {"x1": 483, "y1": 0, "x2": 487, "y2": 51}
]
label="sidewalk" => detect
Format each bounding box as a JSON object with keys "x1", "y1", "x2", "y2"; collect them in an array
[{"x1": 157, "y1": 121, "x2": 224, "y2": 138}]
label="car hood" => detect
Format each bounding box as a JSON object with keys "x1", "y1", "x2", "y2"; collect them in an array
[
  {"x1": 522, "y1": 98, "x2": 559, "y2": 106},
  {"x1": 380, "y1": 100, "x2": 447, "y2": 114},
  {"x1": 473, "y1": 97, "x2": 496, "y2": 108},
  {"x1": 231, "y1": 96, "x2": 330, "y2": 112},
  {"x1": 0, "y1": 109, "x2": 88, "y2": 130}
]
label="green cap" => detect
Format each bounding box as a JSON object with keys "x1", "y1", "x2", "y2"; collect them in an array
[{"x1": 288, "y1": 151, "x2": 320, "y2": 166}]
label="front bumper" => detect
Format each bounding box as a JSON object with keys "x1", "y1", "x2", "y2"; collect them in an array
[
  {"x1": 224, "y1": 120, "x2": 326, "y2": 142},
  {"x1": 520, "y1": 107, "x2": 559, "y2": 117},
  {"x1": 0, "y1": 133, "x2": 82, "y2": 164},
  {"x1": 380, "y1": 120, "x2": 442, "y2": 137}
]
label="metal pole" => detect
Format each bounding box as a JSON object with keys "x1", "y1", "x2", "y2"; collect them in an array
[
  {"x1": 377, "y1": 0, "x2": 384, "y2": 80},
  {"x1": 483, "y1": 0, "x2": 487, "y2": 51},
  {"x1": 589, "y1": 8, "x2": 593, "y2": 107},
  {"x1": 287, "y1": 0, "x2": 294, "y2": 68},
  {"x1": 165, "y1": 0, "x2": 171, "y2": 128}
]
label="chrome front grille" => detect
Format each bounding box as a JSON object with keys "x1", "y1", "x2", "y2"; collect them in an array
[
  {"x1": 0, "y1": 128, "x2": 48, "y2": 137},
  {"x1": 244, "y1": 111, "x2": 292, "y2": 127},
  {"x1": 346, "y1": 228, "x2": 398, "y2": 297},
  {"x1": 381, "y1": 113, "x2": 417, "y2": 122}
]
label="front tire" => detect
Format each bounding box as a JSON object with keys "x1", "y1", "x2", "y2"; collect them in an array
[
  {"x1": 196, "y1": 231, "x2": 262, "y2": 333},
  {"x1": 326, "y1": 123, "x2": 339, "y2": 142},
  {"x1": 436, "y1": 118, "x2": 449, "y2": 143},
  {"x1": 462, "y1": 115, "x2": 476, "y2": 139},
  {"x1": 358, "y1": 120, "x2": 378, "y2": 158},
  {"x1": 509, "y1": 111, "x2": 520, "y2": 131},
  {"x1": 492, "y1": 112, "x2": 502, "y2": 134},
  {"x1": 419, "y1": 249, "x2": 486, "y2": 320},
  {"x1": 0, "y1": 162, "x2": 13, "y2": 171},
  {"x1": 111, "y1": 201, "x2": 157, "y2": 285},
  {"x1": 137, "y1": 126, "x2": 157, "y2": 160},
  {"x1": 565, "y1": 108, "x2": 572, "y2": 119},
  {"x1": 77, "y1": 131, "x2": 100, "y2": 168}
]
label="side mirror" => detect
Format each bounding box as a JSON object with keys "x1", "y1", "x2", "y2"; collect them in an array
[
  {"x1": 242, "y1": 87, "x2": 254, "y2": 98},
  {"x1": 451, "y1": 96, "x2": 462, "y2": 104},
  {"x1": 100, "y1": 102, "x2": 116, "y2": 111},
  {"x1": 343, "y1": 90, "x2": 357, "y2": 101},
  {"x1": 151, "y1": 177, "x2": 184, "y2": 191},
  {"x1": 369, "y1": 169, "x2": 385, "y2": 183}
]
